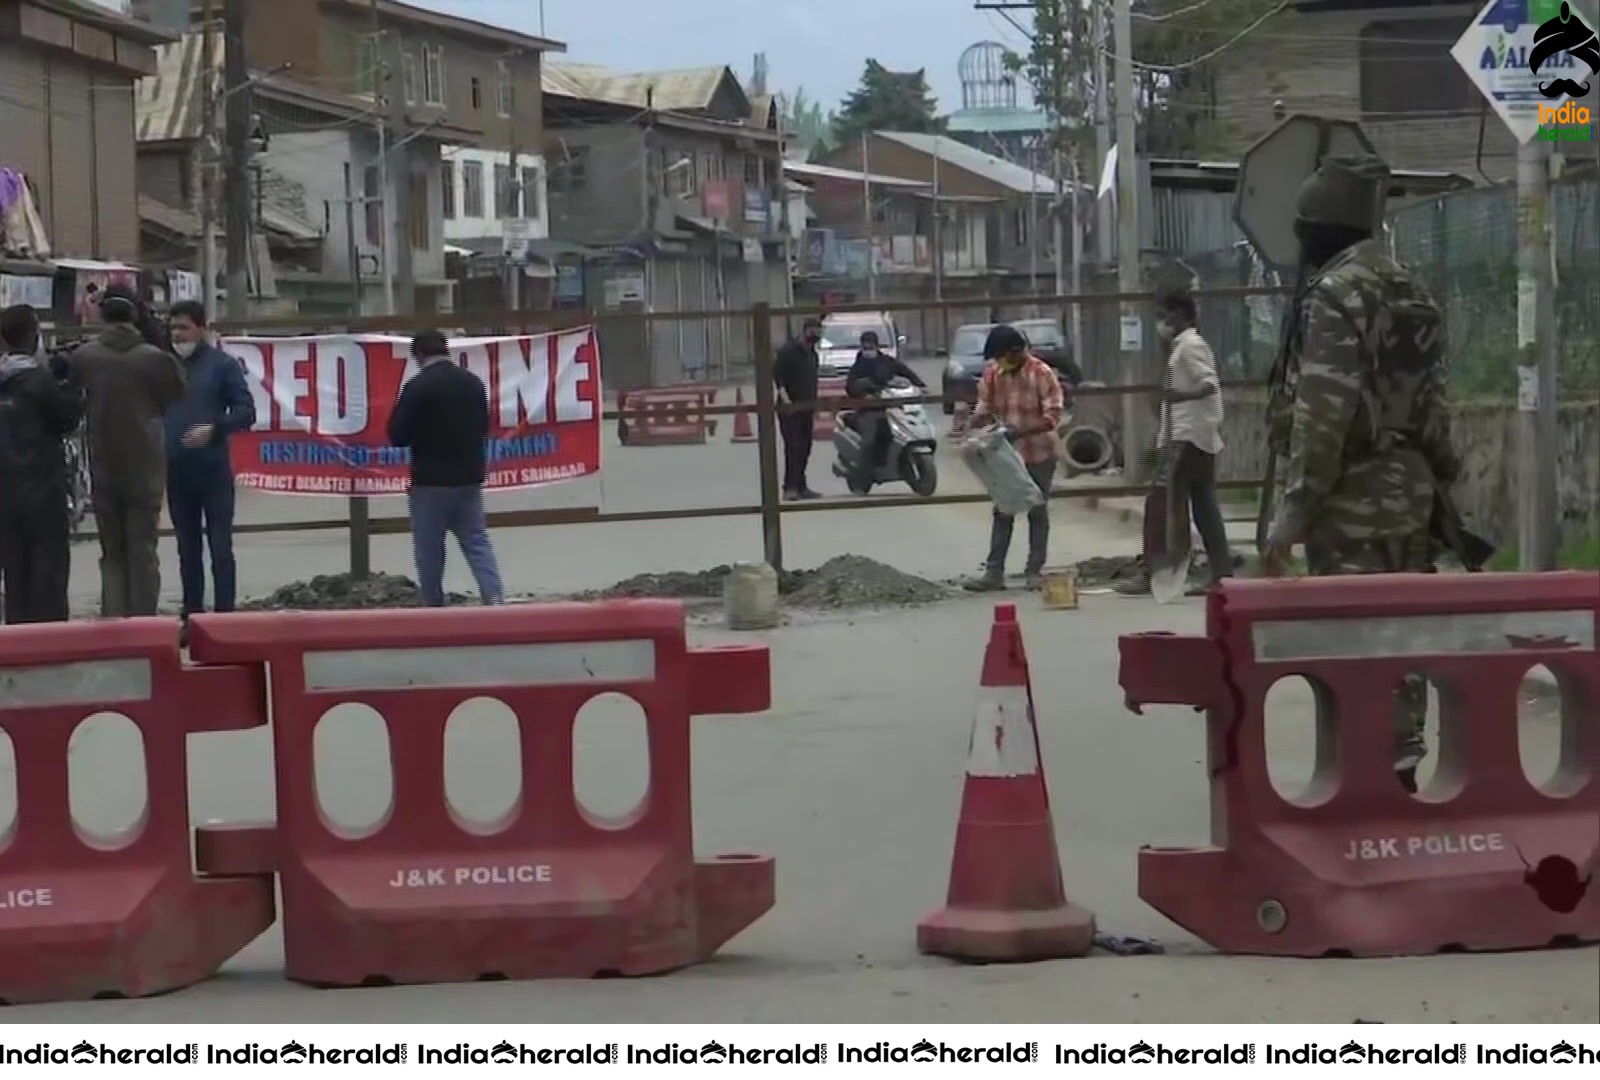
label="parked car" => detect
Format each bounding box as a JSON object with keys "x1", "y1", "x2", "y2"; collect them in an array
[
  {"x1": 817, "y1": 312, "x2": 905, "y2": 378},
  {"x1": 939, "y1": 323, "x2": 995, "y2": 414},
  {"x1": 1013, "y1": 319, "x2": 1083, "y2": 388},
  {"x1": 940, "y1": 321, "x2": 1079, "y2": 414}
]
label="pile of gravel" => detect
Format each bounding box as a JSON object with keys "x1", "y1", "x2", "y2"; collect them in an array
[
  {"x1": 581, "y1": 555, "x2": 951, "y2": 611},
  {"x1": 243, "y1": 572, "x2": 469, "y2": 611},
  {"x1": 785, "y1": 555, "x2": 952, "y2": 609}
]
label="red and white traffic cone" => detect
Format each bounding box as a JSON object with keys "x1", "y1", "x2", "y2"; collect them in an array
[
  {"x1": 731, "y1": 386, "x2": 757, "y2": 443},
  {"x1": 917, "y1": 602, "x2": 1096, "y2": 962}
]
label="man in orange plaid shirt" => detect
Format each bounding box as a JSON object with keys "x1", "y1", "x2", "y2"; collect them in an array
[{"x1": 965, "y1": 324, "x2": 1064, "y2": 592}]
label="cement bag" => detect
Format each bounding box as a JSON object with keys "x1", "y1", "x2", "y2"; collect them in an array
[{"x1": 959, "y1": 426, "x2": 1045, "y2": 517}]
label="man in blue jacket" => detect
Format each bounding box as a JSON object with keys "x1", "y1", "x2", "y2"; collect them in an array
[{"x1": 164, "y1": 301, "x2": 256, "y2": 620}]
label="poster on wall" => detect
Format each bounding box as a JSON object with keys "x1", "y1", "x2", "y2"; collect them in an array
[{"x1": 222, "y1": 327, "x2": 602, "y2": 497}]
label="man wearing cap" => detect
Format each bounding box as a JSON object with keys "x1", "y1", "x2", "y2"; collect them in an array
[
  {"x1": 70, "y1": 282, "x2": 187, "y2": 617},
  {"x1": 773, "y1": 318, "x2": 823, "y2": 500},
  {"x1": 964, "y1": 324, "x2": 1064, "y2": 592},
  {"x1": 1262, "y1": 153, "x2": 1461, "y2": 795}
]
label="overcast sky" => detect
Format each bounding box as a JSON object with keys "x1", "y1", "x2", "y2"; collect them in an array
[{"x1": 416, "y1": 0, "x2": 1027, "y2": 114}]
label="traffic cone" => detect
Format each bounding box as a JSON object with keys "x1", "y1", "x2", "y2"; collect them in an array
[
  {"x1": 949, "y1": 401, "x2": 971, "y2": 440},
  {"x1": 917, "y1": 602, "x2": 1096, "y2": 962},
  {"x1": 731, "y1": 386, "x2": 757, "y2": 443}
]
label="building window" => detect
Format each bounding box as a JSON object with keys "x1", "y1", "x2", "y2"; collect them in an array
[
  {"x1": 422, "y1": 43, "x2": 445, "y2": 106},
  {"x1": 363, "y1": 165, "x2": 382, "y2": 246},
  {"x1": 665, "y1": 150, "x2": 694, "y2": 197},
  {"x1": 1359, "y1": 17, "x2": 1476, "y2": 116},
  {"x1": 410, "y1": 170, "x2": 429, "y2": 250},
  {"x1": 470, "y1": 76, "x2": 483, "y2": 110},
  {"x1": 743, "y1": 154, "x2": 762, "y2": 187},
  {"x1": 441, "y1": 160, "x2": 456, "y2": 220},
  {"x1": 1013, "y1": 206, "x2": 1028, "y2": 247},
  {"x1": 355, "y1": 36, "x2": 377, "y2": 97},
  {"x1": 700, "y1": 151, "x2": 723, "y2": 182},
  {"x1": 462, "y1": 160, "x2": 485, "y2": 218},
  {"x1": 552, "y1": 146, "x2": 589, "y2": 193},
  {"x1": 495, "y1": 163, "x2": 512, "y2": 217},
  {"x1": 497, "y1": 58, "x2": 514, "y2": 117},
  {"x1": 401, "y1": 52, "x2": 418, "y2": 106},
  {"x1": 521, "y1": 165, "x2": 541, "y2": 219}
]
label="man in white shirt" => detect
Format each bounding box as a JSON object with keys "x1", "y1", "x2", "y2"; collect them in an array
[
  {"x1": 1113, "y1": 294, "x2": 1235, "y2": 598},
  {"x1": 1144, "y1": 292, "x2": 1234, "y2": 593}
]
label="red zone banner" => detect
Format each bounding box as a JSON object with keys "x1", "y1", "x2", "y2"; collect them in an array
[{"x1": 221, "y1": 328, "x2": 602, "y2": 496}]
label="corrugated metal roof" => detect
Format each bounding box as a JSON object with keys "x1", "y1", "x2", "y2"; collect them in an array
[
  {"x1": 136, "y1": 27, "x2": 218, "y2": 143},
  {"x1": 874, "y1": 131, "x2": 1057, "y2": 195},
  {"x1": 784, "y1": 161, "x2": 930, "y2": 189},
  {"x1": 138, "y1": 194, "x2": 200, "y2": 237},
  {"x1": 543, "y1": 63, "x2": 746, "y2": 115}
]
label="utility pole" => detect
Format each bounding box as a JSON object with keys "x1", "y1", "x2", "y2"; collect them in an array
[
  {"x1": 381, "y1": 7, "x2": 413, "y2": 316},
  {"x1": 198, "y1": 0, "x2": 218, "y2": 316},
  {"x1": 1093, "y1": 0, "x2": 1113, "y2": 261},
  {"x1": 370, "y1": 0, "x2": 395, "y2": 318},
  {"x1": 862, "y1": 130, "x2": 876, "y2": 301},
  {"x1": 1113, "y1": 0, "x2": 1148, "y2": 481},
  {"x1": 222, "y1": 0, "x2": 251, "y2": 320},
  {"x1": 504, "y1": 50, "x2": 521, "y2": 312},
  {"x1": 1028, "y1": 143, "x2": 1039, "y2": 303},
  {"x1": 1515, "y1": 137, "x2": 1559, "y2": 570},
  {"x1": 933, "y1": 138, "x2": 946, "y2": 348}
]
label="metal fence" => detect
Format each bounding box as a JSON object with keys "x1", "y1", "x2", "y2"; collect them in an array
[{"x1": 1389, "y1": 176, "x2": 1600, "y2": 398}]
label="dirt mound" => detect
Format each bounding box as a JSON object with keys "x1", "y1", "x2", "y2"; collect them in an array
[
  {"x1": 244, "y1": 572, "x2": 469, "y2": 610},
  {"x1": 583, "y1": 556, "x2": 951, "y2": 610},
  {"x1": 785, "y1": 555, "x2": 952, "y2": 609}
]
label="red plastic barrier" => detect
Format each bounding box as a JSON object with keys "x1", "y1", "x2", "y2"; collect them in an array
[
  {"x1": 0, "y1": 619, "x2": 273, "y2": 1005},
  {"x1": 617, "y1": 384, "x2": 718, "y2": 446},
  {"x1": 813, "y1": 376, "x2": 848, "y2": 440},
  {"x1": 190, "y1": 600, "x2": 773, "y2": 987},
  {"x1": 1119, "y1": 571, "x2": 1600, "y2": 957}
]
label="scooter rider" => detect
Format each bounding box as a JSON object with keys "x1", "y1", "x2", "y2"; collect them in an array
[{"x1": 845, "y1": 331, "x2": 925, "y2": 487}]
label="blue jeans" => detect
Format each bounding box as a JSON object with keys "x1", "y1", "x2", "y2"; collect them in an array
[
  {"x1": 408, "y1": 486, "x2": 504, "y2": 606},
  {"x1": 168, "y1": 462, "x2": 237, "y2": 615}
]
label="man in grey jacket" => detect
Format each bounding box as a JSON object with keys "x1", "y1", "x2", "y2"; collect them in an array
[{"x1": 70, "y1": 283, "x2": 186, "y2": 616}]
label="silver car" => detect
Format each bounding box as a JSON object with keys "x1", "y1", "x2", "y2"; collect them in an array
[{"x1": 817, "y1": 313, "x2": 905, "y2": 378}]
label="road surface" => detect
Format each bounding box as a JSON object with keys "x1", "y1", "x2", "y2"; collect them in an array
[{"x1": 20, "y1": 356, "x2": 1595, "y2": 1024}]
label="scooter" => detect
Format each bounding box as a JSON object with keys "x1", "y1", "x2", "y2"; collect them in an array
[{"x1": 831, "y1": 376, "x2": 939, "y2": 497}]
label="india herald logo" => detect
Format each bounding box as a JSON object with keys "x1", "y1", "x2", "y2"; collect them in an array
[{"x1": 1530, "y1": 1, "x2": 1599, "y2": 99}]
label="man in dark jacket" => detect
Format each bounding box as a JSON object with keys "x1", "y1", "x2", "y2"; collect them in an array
[
  {"x1": 772, "y1": 317, "x2": 822, "y2": 500},
  {"x1": 164, "y1": 301, "x2": 256, "y2": 620},
  {"x1": 845, "y1": 330, "x2": 925, "y2": 487},
  {"x1": 388, "y1": 331, "x2": 504, "y2": 607},
  {"x1": 71, "y1": 283, "x2": 187, "y2": 617},
  {"x1": 0, "y1": 304, "x2": 83, "y2": 623}
]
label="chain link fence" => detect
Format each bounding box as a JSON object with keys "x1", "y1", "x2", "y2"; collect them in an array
[{"x1": 1391, "y1": 176, "x2": 1600, "y2": 400}]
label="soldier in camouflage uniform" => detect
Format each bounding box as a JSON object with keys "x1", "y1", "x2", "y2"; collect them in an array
[{"x1": 1262, "y1": 154, "x2": 1462, "y2": 795}]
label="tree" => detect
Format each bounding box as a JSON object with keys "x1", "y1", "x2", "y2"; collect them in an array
[
  {"x1": 1005, "y1": 0, "x2": 1280, "y2": 161},
  {"x1": 1132, "y1": 0, "x2": 1281, "y2": 156},
  {"x1": 778, "y1": 88, "x2": 835, "y2": 158},
  {"x1": 831, "y1": 61, "x2": 943, "y2": 147}
]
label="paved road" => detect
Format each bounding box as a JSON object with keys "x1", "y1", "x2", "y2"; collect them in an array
[
  {"x1": 27, "y1": 352, "x2": 1595, "y2": 1024},
  {"x1": 9, "y1": 592, "x2": 1591, "y2": 1023}
]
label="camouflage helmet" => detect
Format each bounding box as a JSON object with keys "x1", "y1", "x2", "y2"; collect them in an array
[{"x1": 1294, "y1": 153, "x2": 1392, "y2": 233}]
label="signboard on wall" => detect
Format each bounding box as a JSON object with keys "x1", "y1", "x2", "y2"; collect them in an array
[{"x1": 603, "y1": 271, "x2": 645, "y2": 309}]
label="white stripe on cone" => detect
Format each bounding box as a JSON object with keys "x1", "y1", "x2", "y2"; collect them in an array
[{"x1": 965, "y1": 685, "x2": 1040, "y2": 778}]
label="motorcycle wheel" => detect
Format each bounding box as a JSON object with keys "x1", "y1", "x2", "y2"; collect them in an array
[{"x1": 903, "y1": 452, "x2": 938, "y2": 497}]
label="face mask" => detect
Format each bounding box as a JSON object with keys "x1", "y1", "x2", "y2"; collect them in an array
[
  {"x1": 1157, "y1": 320, "x2": 1177, "y2": 342},
  {"x1": 174, "y1": 341, "x2": 198, "y2": 358}
]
